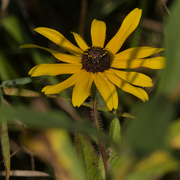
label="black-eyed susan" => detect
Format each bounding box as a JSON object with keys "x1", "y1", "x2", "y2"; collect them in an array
[{"x1": 21, "y1": 8, "x2": 165, "y2": 110}]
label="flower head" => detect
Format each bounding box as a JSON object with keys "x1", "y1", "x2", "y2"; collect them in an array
[{"x1": 21, "y1": 8, "x2": 165, "y2": 110}]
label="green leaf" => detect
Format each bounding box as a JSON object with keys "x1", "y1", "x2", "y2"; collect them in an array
[
  {"x1": 117, "y1": 111, "x2": 135, "y2": 119},
  {"x1": 158, "y1": 0, "x2": 180, "y2": 96},
  {"x1": 109, "y1": 117, "x2": 121, "y2": 144},
  {"x1": 0, "y1": 106, "x2": 91, "y2": 131},
  {"x1": 108, "y1": 117, "x2": 121, "y2": 167},
  {"x1": 99, "y1": 156, "x2": 105, "y2": 180},
  {"x1": 0, "y1": 122, "x2": 10, "y2": 180},
  {"x1": 0, "y1": 107, "x2": 112, "y2": 144},
  {"x1": 75, "y1": 132, "x2": 101, "y2": 180},
  {"x1": 0, "y1": 76, "x2": 47, "y2": 88},
  {"x1": 124, "y1": 96, "x2": 173, "y2": 156}
]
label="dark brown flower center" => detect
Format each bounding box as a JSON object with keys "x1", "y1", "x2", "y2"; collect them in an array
[{"x1": 81, "y1": 46, "x2": 111, "y2": 73}]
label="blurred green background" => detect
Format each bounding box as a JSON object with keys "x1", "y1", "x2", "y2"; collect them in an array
[{"x1": 1, "y1": 0, "x2": 180, "y2": 180}]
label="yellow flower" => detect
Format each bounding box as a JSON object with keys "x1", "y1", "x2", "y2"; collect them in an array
[{"x1": 21, "y1": 8, "x2": 165, "y2": 110}]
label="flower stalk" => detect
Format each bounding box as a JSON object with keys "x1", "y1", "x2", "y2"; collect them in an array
[{"x1": 92, "y1": 95, "x2": 108, "y2": 176}]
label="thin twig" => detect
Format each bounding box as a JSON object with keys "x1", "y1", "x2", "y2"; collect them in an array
[
  {"x1": 0, "y1": 170, "x2": 51, "y2": 177},
  {"x1": 160, "y1": 0, "x2": 171, "y2": 15},
  {"x1": 17, "y1": 0, "x2": 36, "y2": 33},
  {"x1": 79, "y1": 0, "x2": 87, "y2": 37}
]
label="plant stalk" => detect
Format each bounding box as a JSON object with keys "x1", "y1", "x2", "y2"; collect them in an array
[{"x1": 92, "y1": 96, "x2": 108, "y2": 176}]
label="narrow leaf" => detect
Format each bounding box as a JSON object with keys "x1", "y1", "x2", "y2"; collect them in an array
[
  {"x1": 0, "y1": 107, "x2": 112, "y2": 144},
  {"x1": 0, "y1": 76, "x2": 47, "y2": 88},
  {"x1": 159, "y1": 0, "x2": 180, "y2": 96},
  {"x1": 75, "y1": 132, "x2": 101, "y2": 180},
  {"x1": 99, "y1": 156, "x2": 105, "y2": 180},
  {"x1": 0, "y1": 122, "x2": 10, "y2": 180},
  {"x1": 109, "y1": 117, "x2": 121, "y2": 144},
  {"x1": 108, "y1": 117, "x2": 121, "y2": 166},
  {"x1": 0, "y1": 170, "x2": 50, "y2": 177}
]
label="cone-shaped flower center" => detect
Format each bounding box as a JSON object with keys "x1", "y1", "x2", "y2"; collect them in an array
[{"x1": 81, "y1": 46, "x2": 111, "y2": 73}]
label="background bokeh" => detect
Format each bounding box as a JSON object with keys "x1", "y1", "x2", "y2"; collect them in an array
[{"x1": 1, "y1": 0, "x2": 180, "y2": 180}]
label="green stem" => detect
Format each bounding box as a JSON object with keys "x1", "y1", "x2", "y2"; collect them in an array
[{"x1": 92, "y1": 96, "x2": 108, "y2": 176}]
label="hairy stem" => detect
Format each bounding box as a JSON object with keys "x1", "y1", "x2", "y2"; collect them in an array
[{"x1": 92, "y1": 96, "x2": 108, "y2": 176}]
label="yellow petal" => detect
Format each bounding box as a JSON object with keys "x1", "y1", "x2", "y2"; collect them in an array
[
  {"x1": 105, "y1": 8, "x2": 142, "y2": 54},
  {"x1": 111, "y1": 69, "x2": 153, "y2": 87},
  {"x1": 94, "y1": 72, "x2": 118, "y2": 110},
  {"x1": 137, "y1": 88, "x2": 149, "y2": 101},
  {"x1": 29, "y1": 63, "x2": 82, "y2": 77},
  {"x1": 34, "y1": 27, "x2": 83, "y2": 55},
  {"x1": 104, "y1": 70, "x2": 149, "y2": 102},
  {"x1": 20, "y1": 44, "x2": 81, "y2": 63},
  {"x1": 115, "y1": 47, "x2": 164, "y2": 60},
  {"x1": 111, "y1": 57, "x2": 165, "y2": 69},
  {"x1": 91, "y1": 19, "x2": 106, "y2": 47},
  {"x1": 42, "y1": 70, "x2": 84, "y2": 94},
  {"x1": 72, "y1": 72, "x2": 93, "y2": 107},
  {"x1": 71, "y1": 32, "x2": 89, "y2": 51}
]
